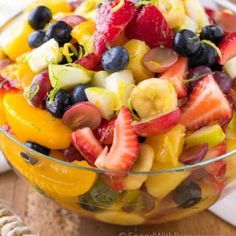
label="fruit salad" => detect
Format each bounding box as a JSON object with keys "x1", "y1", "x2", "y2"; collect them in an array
[{"x1": 1, "y1": 0, "x2": 236, "y2": 226}]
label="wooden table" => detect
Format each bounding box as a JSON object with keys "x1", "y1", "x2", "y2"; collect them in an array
[{"x1": 0, "y1": 171, "x2": 235, "y2": 236}]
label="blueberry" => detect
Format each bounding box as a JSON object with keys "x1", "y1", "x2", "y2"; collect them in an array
[
  {"x1": 71, "y1": 84, "x2": 89, "y2": 104},
  {"x1": 28, "y1": 30, "x2": 47, "y2": 49},
  {"x1": 101, "y1": 46, "x2": 129, "y2": 73},
  {"x1": 189, "y1": 43, "x2": 218, "y2": 67},
  {"x1": 138, "y1": 136, "x2": 146, "y2": 143},
  {"x1": 28, "y1": 6, "x2": 52, "y2": 30},
  {"x1": 174, "y1": 30, "x2": 201, "y2": 57},
  {"x1": 46, "y1": 21, "x2": 72, "y2": 45},
  {"x1": 46, "y1": 89, "x2": 72, "y2": 118},
  {"x1": 200, "y1": 25, "x2": 224, "y2": 44},
  {"x1": 173, "y1": 181, "x2": 202, "y2": 208},
  {"x1": 25, "y1": 141, "x2": 51, "y2": 155}
]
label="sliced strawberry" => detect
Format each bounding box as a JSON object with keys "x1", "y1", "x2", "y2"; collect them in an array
[
  {"x1": 94, "y1": 118, "x2": 116, "y2": 146},
  {"x1": 204, "y1": 7, "x2": 215, "y2": 24},
  {"x1": 94, "y1": 0, "x2": 136, "y2": 56},
  {"x1": 204, "y1": 142, "x2": 227, "y2": 179},
  {"x1": 218, "y1": 32, "x2": 236, "y2": 65},
  {"x1": 102, "y1": 173, "x2": 125, "y2": 192},
  {"x1": 72, "y1": 127, "x2": 103, "y2": 165},
  {"x1": 95, "y1": 107, "x2": 140, "y2": 171},
  {"x1": 216, "y1": 11, "x2": 236, "y2": 34},
  {"x1": 180, "y1": 75, "x2": 232, "y2": 131},
  {"x1": 75, "y1": 53, "x2": 100, "y2": 70},
  {"x1": 125, "y1": 5, "x2": 173, "y2": 49},
  {"x1": 62, "y1": 15, "x2": 86, "y2": 28},
  {"x1": 161, "y1": 57, "x2": 188, "y2": 98}
]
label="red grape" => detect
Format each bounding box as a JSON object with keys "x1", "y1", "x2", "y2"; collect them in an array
[
  {"x1": 28, "y1": 70, "x2": 52, "y2": 107},
  {"x1": 64, "y1": 146, "x2": 84, "y2": 162},
  {"x1": 214, "y1": 71, "x2": 233, "y2": 94}
]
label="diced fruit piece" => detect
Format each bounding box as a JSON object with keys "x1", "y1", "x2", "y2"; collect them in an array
[
  {"x1": 218, "y1": 33, "x2": 236, "y2": 65},
  {"x1": 213, "y1": 71, "x2": 233, "y2": 94},
  {"x1": 95, "y1": 211, "x2": 144, "y2": 225},
  {"x1": 145, "y1": 125, "x2": 185, "y2": 167},
  {"x1": 145, "y1": 162, "x2": 190, "y2": 199},
  {"x1": 105, "y1": 70, "x2": 135, "y2": 108},
  {"x1": 161, "y1": 57, "x2": 188, "y2": 98},
  {"x1": 62, "y1": 102, "x2": 102, "y2": 131},
  {"x1": 130, "y1": 79, "x2": 178, "y2": 119},
  {"x1": 93, "y1": 118, "x2": 116, "y2": 146},
  {"x1": 179, "y1": 144, "x2": 209, "y2": 165},
  {"x1": 0, "y1": 91, "x2": 7, "y2": 125},
  {"x1": 101, "y1": 46, "x2": 129, "y2": 73},
  {"x1": 185, "y1": 125, "x2": 225, "y2": 148},
  {"x1": 28, "y1": 39, "x2": 63, "y2": 73},
  {"x1": 64, "y1": 146, "x2": 84, "y2": 162},
  {"x1": 71, "y1": 84, "x2": 89, "y2": 104},
  {"x1": 95, "y1": 108, "x2": 139, "y2": 171},
  {"x1": 91, "y1": 71, "x2": 109, "y2": 88},
  {"x1": 3, "y1": 93, "x2": 71, "y2": 149},
  {"x1": 179, "y1": 16, "x2": 198, "y2": 32},
  {"x1": 0, "y1": 58, "x2": 12, "y2": 70},
  {"x1": 94, "y1": 0, "x2": 136, "y2": 56},
  {"x1": 224, "y1": 56, "x2": 236, "y2": 79},
  {"x1": 26, "y1": 70, "x2": 52, "y2": 107},
  {"x1": 75, "y1": 53, "x2": 99, "y2": 71},
  {"x1": 72, "y1": 127, "x2": 103, "y2": 165},
  {"x1": 143, "y1": 47, "x2": 178, "y2": 73},
  {"x1": 0, "y1": 17, "x2": 34, "y2": 60},
  {"x1": 62, "y1": 15, "x2": 86, "y2": 28},
  {"x1": 71, "y1": 20, "x2": 95, "y2": 55},
  {"x1": 124, "y1": 39, "x2": 154, "y2": 83},
  {"x1": 182, "y1": 0, "x2": 209, "y2": 29},
  {"x1": 225, "y1": 111, "x2": 236, "y2": 140},
  {"x1": 216, "y1": 11, "x2": 236, "y2": 34},
  {"x1": 28, "y1": 6, "x2": 52, "y2": 30},
  {"x1": 125, "y1": 5, "x2": 173, "y2": 49},
  {"x1": 85, "y1": 87, "x2": 117, "y2": 120},
  {"x1": 46, "y1": 89, "x2": 72, "y2": 118},
  {"x1": 124, "y1": 144, "x2": 154, "y2": 191},
  {"x1": 133, "y1": 108, "x2": 181, "y2": 137},
  {"x1": 180, "y1": 75, "x2": 232, "y2": 131},
  {"x1": 154, "y1": 0, "x2": 185, "y2": 29},
  {"x1": 49, "y1": 64, "x2": 92, "y2": 90},
  {"x1": 204, "y1": 142, "x2": 227, "y2": 178},
  {"x1": 174, "y1": 30, "x2": 201, "y2": 57}
]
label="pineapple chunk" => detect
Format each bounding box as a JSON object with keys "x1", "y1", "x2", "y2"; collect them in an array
[
  {"x1": 145, "y1": 125, "x2": 186, "y2": 167},
  {"x1": 124, "y1": 39, "x2": 154, "y2": 83}
]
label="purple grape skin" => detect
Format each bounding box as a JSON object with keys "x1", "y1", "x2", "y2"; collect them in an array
[
  {"x1": 179, "y1": 144, "x2": 209, "y2": 165},
  {"x1": 29, "y1": 71, "x2": 52, "y2": 107},
  {"x1": 188, "y1": 66, "x2": 212, "y2": 92},
  {"x1": 213, "y1": 71, "x2": 233, "y2": 94}
]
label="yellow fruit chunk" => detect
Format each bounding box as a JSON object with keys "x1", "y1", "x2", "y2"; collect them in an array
[
  {"x1": 71, "y1": 21, "x2": 95, "y2": 55},
  {"x1": 154, "y1": 0, "x2": 185, "y2": 29},
  {"x1": 3, "y1": 93, "x2": 72, "y2": 149},
  {"x1": 145, "y1": 162, "x2": 190, "y2": 199},
  {"x1": 0, "y1": 91, "x2": 7, "y2": 125},
  {"x1": 0, "y1": 19, "x2": 33, "y2": 61},
  {"x1": 124, "y1": 39, "x2": 154, "y2": 83},
  {"x1": 16, "y1": 63, "x2": 36, "y2": 89},
  {"x1": 145, "y1": 125, "x2": 186, "y2": 167},
  {"x1": 0, "y1": 48, "x2": 6, "y2": 60},
  {"x1": 27, "y1": 0, "x2": 71, "y2": 14}
]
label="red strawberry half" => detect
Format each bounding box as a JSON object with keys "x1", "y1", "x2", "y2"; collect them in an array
[
  {"x1": 75, "y1": 53, "x2": 100, "y2": 71},
  {"x1": 94, "y1": 118, "x2": 116, "y2": 146},
  {"x1": 125, "y1": 5, "x2": 174, "y2": 48},
  {"x1": 72, "y1": 127, "x2": 103, "y2": 165},
  {"x1": 204, "y1": 142, "x2": 227, "y2": 179},
  {"x1": 94, "y1": 0, "x2": 136, "y2": 56},
  {"x1": 218, "y1": 32, "x2": 236, "y2": 65},
  {"x1": 95, "y1": 107, "x2": 140, "y2": 171},
  {"x1": 161, "y1": 57, "x2": 188, "y2": 98},
  {"x1": 180, "y1": 75, "x2": 232, "y2": 131}
]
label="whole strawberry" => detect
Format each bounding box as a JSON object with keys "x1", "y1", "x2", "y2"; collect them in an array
[{"x1": 125, "y1": 5, "x2": 174, "y2": 48}]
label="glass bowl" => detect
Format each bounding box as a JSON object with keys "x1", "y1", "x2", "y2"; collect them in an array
[{"x1": 1, "y1": 127, "x2": 236, "y2": 225}]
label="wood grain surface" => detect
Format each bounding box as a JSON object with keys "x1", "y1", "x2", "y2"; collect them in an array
[{"x1": 0, "y1": 171, "x2": 236, "y2": 236}]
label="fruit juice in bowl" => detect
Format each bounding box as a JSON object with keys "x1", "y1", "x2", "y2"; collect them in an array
[{"x1": 1, "y1": 0, "x2": 236, "y2": 226}]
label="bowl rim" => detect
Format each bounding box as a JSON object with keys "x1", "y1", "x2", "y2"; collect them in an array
[{"x1": 1, "y1": 127, "x2": 236, "y2": 175}]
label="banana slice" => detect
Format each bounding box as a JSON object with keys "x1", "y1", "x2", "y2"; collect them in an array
[
  {"x1": 95, "y1": 211, "x2": 145, "y2": 225},
  {"x1": 124, "y1": 144, "x2": 155, "y2": 190},
  {"x1": 155, "y1": 0, "x2": 186, "y2": 29},
  {"x1": 130, "y1": 79, "x2": 178, "y2": 119},
  {"x1": 182, "y1": 0, "x2": 209, "y2": 30}
]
